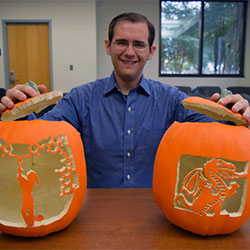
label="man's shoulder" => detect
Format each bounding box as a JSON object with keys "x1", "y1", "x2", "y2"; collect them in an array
[
  {"x1": 71, "y1": 77, "x2": 109, "y2": 95},
  {"x1": 77, "y1": 77, "x2": 109, "y2": 90},
  {"x1": 142, "y1": 78, "x2": 188, "y2": 106},
  {"x1": 144, "y1": 78, "x2": 180, "y2": 94}
]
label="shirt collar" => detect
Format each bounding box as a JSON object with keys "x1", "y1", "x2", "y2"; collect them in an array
[
  {"x1": 103, "y1": 72, "x2": 118, "y2": 95},
  {"x1": 138, "y1": 75, "x2": 150, "y2": 96},
  {"x1": 104, "y1": 72, "x2": 151, "y2": 96}
]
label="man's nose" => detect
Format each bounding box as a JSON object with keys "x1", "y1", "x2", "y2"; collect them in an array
[{"x1": 124, "y1": 43, "x2": 136, "y2": 54}]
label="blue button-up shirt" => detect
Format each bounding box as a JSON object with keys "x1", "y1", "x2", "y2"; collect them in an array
[{"x1": 29, "y1": 73, "x2": 213, "y2": 188}]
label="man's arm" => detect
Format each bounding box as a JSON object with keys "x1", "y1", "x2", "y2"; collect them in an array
[{"x1": 1, "y1": 85, "x2": 250, "y2": 125}]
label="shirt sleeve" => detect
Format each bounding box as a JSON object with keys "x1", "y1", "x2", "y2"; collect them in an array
[
  {"x1": 172, "y1": 88, "x2": 218, "y2": 123},
  {"x1": 28, "y1": 87, "x2": 83, "y2": 131}
]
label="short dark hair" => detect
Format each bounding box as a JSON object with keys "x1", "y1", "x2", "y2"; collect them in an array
[{"x1": 108, "y1": 12, "x2": 155, "y2": 47}]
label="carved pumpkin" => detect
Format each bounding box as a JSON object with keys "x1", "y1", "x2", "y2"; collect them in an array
[
  {"x1": 0, "y1": 120, "x2": 87, "y2": 237},
  {"x1": 153, "y1": 96, "x2": 250, "y2": 235}
]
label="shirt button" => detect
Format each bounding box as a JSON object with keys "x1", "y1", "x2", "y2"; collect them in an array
[
  {"x1": 128, "y1": 107, "x2": 132, "y2": 112},
  {"x1": 127, "y1": 174, "x2": 131, "y2": 180},
  {"x1": 127, "y1": 129, "x2": 131, "y2": 135},
  {"x1": 127, "y1": 152, "x2": 131, "y2": 158}
]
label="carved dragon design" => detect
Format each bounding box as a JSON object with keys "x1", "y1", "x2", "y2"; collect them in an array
[{"x1": 176, "y1": 158, "x2": 247, "y2": 216}]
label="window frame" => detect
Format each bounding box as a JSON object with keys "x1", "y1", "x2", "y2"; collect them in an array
[{"x1": 159, "y1": 0, "x2": 248, "y2": 77}]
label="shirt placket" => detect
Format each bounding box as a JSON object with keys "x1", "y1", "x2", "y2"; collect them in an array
[{"x1": 123, "y1": 91, "x2": 135, "y2": 187}]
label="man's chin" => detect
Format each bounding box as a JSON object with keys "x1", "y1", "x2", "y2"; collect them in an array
[
  {"x1": 120, "y1": 67, "x2": 139, "y2": 76},
  {"x1": 120, "y1": 72, "x2": 142, "y2": 82}
]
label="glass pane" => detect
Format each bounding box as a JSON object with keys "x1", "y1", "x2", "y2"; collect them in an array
[
  {"x1": 203, "y1": 2, "x2": 245, "y2": 75},
  {"x1": 160, "y1": 1, "x2": 201, "y2": 74}
]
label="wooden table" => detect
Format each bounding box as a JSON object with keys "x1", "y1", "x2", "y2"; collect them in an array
[{"x1": 1, "y1": 188, "x2": 250, "y2": 249}]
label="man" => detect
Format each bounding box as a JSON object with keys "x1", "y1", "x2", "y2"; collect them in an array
[{"x1": 1, "y1": 13, "x2": 250, "y2": 188}]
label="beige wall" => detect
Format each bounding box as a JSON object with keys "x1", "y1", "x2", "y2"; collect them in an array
[
  {"x1": 0, "y1": 0, "x2": 96, "y2": 92},
  {"x1": 0, "y1": 0, "x2": 249, "y2": 92}
]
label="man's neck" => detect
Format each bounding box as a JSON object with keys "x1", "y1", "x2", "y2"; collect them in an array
[
  {"x1": 114, "y1": 74, "x2": 142, "y2": 95},
  {"x1": 118, "y1": 83, "x2": 135, "y2": 95}
]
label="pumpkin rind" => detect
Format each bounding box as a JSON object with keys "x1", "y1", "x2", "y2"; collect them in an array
[
  {"x1": 182, "y1": 96, "x2": 247, "y2": 126},
  {"x1": 1, "y1": 90, "x2": 63, "y2": 122},
  {"x1": 0, "y1": 120, "x2": 86, "y2": 237},
  {"x1": 153, "y1": 121, "x2": 250, "y2": 235}
]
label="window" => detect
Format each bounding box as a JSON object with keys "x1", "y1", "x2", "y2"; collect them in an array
[{"x1": 160, "y1": 0, "x2": 247, "y2": 76}]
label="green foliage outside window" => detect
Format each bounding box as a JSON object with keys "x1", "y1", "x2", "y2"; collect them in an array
[{"x1": 160, "y1": 0, "x2": 247, "y2": 76}]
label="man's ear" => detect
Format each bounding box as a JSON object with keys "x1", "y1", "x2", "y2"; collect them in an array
[
  {"x1": 105, "y1": 39, "x2": 111, "y2": 55},
  {"x1": 147, "y1": 45, "x2": 157, "y2": 60}
]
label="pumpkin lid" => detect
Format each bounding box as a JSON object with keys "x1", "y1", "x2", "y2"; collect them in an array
[
  {"x1": 182, "y1": 96, "x2": 247, "y2": 126},
  {"x1": 1, "y1": 90, "x2": 63, "y2": 122}
]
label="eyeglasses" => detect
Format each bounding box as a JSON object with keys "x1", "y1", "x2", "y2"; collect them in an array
[{"x1": 112, "y1": 40, "x2": 149, "y2": 51}]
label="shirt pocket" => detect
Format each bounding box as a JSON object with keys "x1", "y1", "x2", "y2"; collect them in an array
[{"x1": 142, "y1": 128, "x2": 167, "y2": 160}]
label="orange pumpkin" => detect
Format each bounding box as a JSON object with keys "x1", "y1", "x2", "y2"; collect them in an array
[
  {"x1": 0, "y1": 120, "x2": 87, "y2": 237},
  {"x1": 153, "y1": 97, "x2": 250, "y2": 235}
]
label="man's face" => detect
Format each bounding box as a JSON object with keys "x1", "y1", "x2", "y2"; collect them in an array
[{"x1": 105, "y1": 20, "x2": 156, "y2": 85}]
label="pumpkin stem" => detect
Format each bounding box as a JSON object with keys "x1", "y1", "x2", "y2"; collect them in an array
[{"x1": 25, "y1": 81, "x2": 40, "y2": 95}]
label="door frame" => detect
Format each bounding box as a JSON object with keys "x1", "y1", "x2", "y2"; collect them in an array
[{"x1": 2, "y1": 19, "x2": 54, "y2": 90}]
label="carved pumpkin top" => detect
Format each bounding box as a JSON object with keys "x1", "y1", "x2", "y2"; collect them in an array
[
  {"x1": 182, "y1": 96, "x2": 247, "y2": 126},
  {"x1": 1, "y1": 90, "x2": 63, "y2": 122}
]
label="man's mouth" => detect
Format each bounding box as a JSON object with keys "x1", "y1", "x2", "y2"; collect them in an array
[{"x1": 121, "y1": 59, "x2": 137, "y2": 65}]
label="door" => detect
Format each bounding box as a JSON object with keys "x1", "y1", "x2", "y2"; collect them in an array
[{"x1": 7, "y1": 23, "x2": 51, "y2": 91}]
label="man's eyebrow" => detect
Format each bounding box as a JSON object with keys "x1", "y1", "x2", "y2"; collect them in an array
[
  {"x1": 114, "y1": 39, "x2": 146, "y2": 43},
  {"x1": 133, "y1": 40, "x2": 147, "y2": 43},
  {"x1": 114, "y1": 38, "x2": 127, "y2": 42}
]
